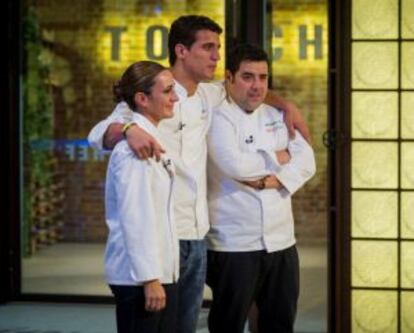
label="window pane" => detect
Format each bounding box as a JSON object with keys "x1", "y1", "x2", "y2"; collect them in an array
[
  {"x1": 402, "y1": 0, "x2": 414, "y2": 38},
  {"x1": 352, "y1": 92, "x2": 398, "y2": 139},
  {"x1": 352, "y1": 290, "x2": 397, "y2": 333},
  {"x1": 352, "y1": 0, "x2": 398, "y2": 39},
  {"x1": 401, "y1": 192, "x2": 414, "y2": 238},
  {"x1": 401, "y1": 292, "x2": 414, "y2": 332},
  {"x1": 352, "y1": 42, "x2": 398, "y2": 89},
  {"x1": 402, "y1": 42, "x2": 414, "y2": 89},
  {"x1": 401, "y1": 242, "x2": 414, "y2": 288},
  {"x1": 352, "y1": 191, "x2": 397, "y2": 238},
  {"x1": 352, "y1": 142, "x2": 398, "y2": 188},
  {"x1": 401, "y1": 142, "x2": 414, "y2": 189},
  {"x1": 402, "y1": 92, "x2": 414, "y2": 139},
  {"x1": 352, "y1": 240, "x2": 397, "y2": 287}
]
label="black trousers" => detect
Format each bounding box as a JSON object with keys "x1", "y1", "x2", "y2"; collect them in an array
[
  {"x1": 109, "y1": 284, "x2": 178, "y2": 333},
  {"x1": 206, "y1": 245, "x2": 299, "y2": 333}
]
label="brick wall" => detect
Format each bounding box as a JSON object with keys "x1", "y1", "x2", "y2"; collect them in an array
[{"x1": 271, "y1": 0, "x2": 328, "y2": 243}]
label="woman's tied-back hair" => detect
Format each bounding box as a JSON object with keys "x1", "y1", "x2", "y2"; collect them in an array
[{"x1": 113, "y1": 61, "x2": 167, "y2": 111}]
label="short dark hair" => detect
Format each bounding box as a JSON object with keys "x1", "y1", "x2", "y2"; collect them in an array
[
  {"x1": 113, "y1": 61, "x2": 166, "y2": 111},
  {"x1": 168, "y1": 15, "x2": 222, "y2": 66},
  {"x1": 226, "y1": 43, "x2": 269, "y2": 75}
]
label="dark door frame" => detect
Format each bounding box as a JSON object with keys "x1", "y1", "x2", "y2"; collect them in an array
[
  {"x1": 1, "y1": 0, "x2": 21, "y2": 304},
  {"x1": 328, "y1": 0, "x2": 351, "y2": 332}
]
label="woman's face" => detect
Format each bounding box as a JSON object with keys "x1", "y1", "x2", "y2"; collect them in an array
[{"x1": 141, "y1": 70, "x2": 178, "y2": 125}]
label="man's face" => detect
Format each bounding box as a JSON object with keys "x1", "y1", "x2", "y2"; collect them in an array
[
  {"x1": 227, "y1": 60, "x2": 269, "y2": 112},
  {"x1": 182, "y1": 29, "x2": 221, "y2": 82}
]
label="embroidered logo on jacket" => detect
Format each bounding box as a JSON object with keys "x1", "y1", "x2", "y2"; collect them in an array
[{"x1": 265, "y1": 120, "x2": 284, "y2": 132}]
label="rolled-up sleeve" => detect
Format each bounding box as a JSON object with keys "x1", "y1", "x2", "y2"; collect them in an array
[{"x1": 87, "y1": 102, "x2": 134, "y2": 150}]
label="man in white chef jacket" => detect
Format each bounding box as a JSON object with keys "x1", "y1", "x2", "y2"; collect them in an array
[{"x1": 206, "y1": 43, "x2": 316, "y2": 333}]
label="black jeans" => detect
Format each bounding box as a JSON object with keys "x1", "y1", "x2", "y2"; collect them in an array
[
  {"x1": 206, "y1": 246, "x2": 299, "y2": 333},
  {"x1": 110, "y1": 284, "x2": 178, "y2": 333}
]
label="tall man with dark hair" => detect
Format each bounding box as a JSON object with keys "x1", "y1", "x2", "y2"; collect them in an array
[
  {"x1": 206, "y1": 43, "x2": 316, "y2": 333},
  {"x1": 89, "y1": 16, "x2": 309, "y2": 333}
]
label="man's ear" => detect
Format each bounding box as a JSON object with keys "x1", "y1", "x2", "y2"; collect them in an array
[
  {"x1": 134, "y1": 92, "x2": 148, "y2": 109},
  {"x1": 225, "y1": 70, "x2": 233, "y2": 82},
  {"x1": 174, "y1": 43, "x2": 188, "y2": 61}
]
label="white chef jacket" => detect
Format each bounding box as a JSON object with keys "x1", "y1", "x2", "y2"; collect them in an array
[
  {"x1": 104, "y1": 113, "x2": 179, "y2": 286},
  {"x1": 207, "y1": 97, "x2": 316, "y2": 253},
  {"x1": 89, "y1": 81, "x2": 225, "y2": 240}
]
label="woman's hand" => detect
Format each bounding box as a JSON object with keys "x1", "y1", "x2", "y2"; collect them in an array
[{"x1": 143, "y1": 279, "x2": 166, "y2": 312}]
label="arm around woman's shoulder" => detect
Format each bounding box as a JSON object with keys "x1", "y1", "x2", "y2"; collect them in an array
[{"x1": 87, "y1": 102, "x2": 134, "y2": 150}]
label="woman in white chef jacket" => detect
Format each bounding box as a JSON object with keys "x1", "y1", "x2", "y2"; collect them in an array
[{"x1": 104, "y1": 61, "x2": 179, "y2": 333}]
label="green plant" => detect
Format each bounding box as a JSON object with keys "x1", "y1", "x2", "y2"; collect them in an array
[{"x1": 22, "y1": 7, "x2": 54, "y2": 256}]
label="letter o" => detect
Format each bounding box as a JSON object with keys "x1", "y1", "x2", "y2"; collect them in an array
[{"x1": 146, "y1": 25, "x2": 168, "y2": 60}]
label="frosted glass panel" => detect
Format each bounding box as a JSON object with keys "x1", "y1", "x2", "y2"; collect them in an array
[
  {"x1": 352, "y1": 0, "x2": 398, "y2": 39},
  {"x1": 401, "y1": 192, "x2": 414, "y2": 238},
  {"x1": 401, "y1": 143, "x2": 414, "y2": 189},
  {"x1": 402, "y1": 43, "x2": 414, "y2": 89},
  {"x1": 402, "y1": 93, "x2": 414, "y2": 139},
  {"x1": 401, "y1": 292, "x2": 414, "y2": 333},
  {"x1": 352, "y1": 142, "x2": 398, "y2": 188},
  {"x1": 352, "y1": 191, "x2": 397, "y2": 238},
  {"x1": 401, "y1": 242, "x2": 414, "y2": 288},
  {"x1": 352, "y1": 290, "x2": 397, "y2": 333},
  {"x1": 352, "y1": 92, "x2": 398, "y2": 139},
  {"x1": 352, "y1": 241, "x2": 397, "y2": 287},
  {"x1": 402, "y1": 0, "x2": 414, "y2": 38},
  {"x1": 352, "y1": 42, "x2": 398, "y2": 89}
]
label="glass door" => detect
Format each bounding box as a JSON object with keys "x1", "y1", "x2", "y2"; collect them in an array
[
  {"x1": 20, "y1": 0, "x2": 226, "y2": 297},
  {"x1": 268, "y1": 0, "x2": 328, "y2": 331}
]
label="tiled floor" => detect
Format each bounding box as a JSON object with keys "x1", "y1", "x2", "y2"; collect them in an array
[
  {"x1": 0, "y1": 302, "x2": 116, "y2": 333},
  {"x1": 0, "y1": 243, "x2": 327, "y2": 332}
]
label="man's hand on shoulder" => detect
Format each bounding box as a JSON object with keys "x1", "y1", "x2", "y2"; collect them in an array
[
  {"x1": 126, "y1": 125, "x2": 165, "y2": 161},
  {"x1": 265, "y1": 91, "x2": 312, "y2": 143},
  {"x1": 282, "y1": 101, "x2": 312, "y2": 144}
]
